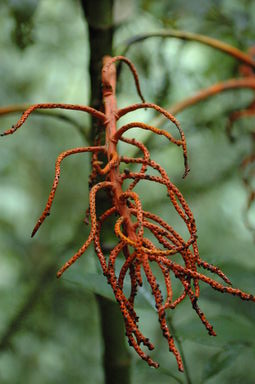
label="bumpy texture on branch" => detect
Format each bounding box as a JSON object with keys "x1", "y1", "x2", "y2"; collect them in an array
[{"x1": 2, "y1": 55, "x2": 255, "y2": 371}]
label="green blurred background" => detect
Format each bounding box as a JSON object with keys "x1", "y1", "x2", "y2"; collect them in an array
[{"x1": 0, "y1": 0, "x2": 254, "y2": 383}]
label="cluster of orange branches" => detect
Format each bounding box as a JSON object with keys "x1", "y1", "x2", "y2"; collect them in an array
[{"x1": 1, "y1": 56, "x2": 255, "y2": 371}]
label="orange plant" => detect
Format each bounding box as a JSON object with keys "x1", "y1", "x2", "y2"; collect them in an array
[{"x1": 1, "y1": 55, "x2": 255, "y2": 371}]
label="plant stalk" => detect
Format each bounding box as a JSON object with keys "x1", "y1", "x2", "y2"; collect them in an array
[{"x1": 80, "y1": 1, "x2": 132, "y2": 383}]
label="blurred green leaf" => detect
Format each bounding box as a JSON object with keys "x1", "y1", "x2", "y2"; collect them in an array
[
  {"x1": 178, "y1": 312, "x2": 254, "y2": 346},
  {"x1": 63, "y1": 270, "x2": 160, "y2": 310},
  {"x1": 63, "y1": 272, "x2": 116, "y2": 301},
  {"x1": 202, "y1": 345, "x2": 241, "y2": 382}
]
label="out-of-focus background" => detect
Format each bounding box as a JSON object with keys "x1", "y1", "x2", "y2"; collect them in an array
[{"x1": 0, "y1": 1, "x2": 254, "y2": 383}]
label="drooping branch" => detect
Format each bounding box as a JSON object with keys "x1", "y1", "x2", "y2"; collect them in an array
[
  {"x1": 119, "y1": 29, "x2": 255, "y2": 69},
  {"x1": 31, "y1": 145, "x2": 106, "y2": 238},
  {"x1": 170, "y1": 78, "x2": 255, "y2": 115},
  {"x1": 0, "y1": 103, "x2": 105, "y2": 136},
  {"x1": 128, "y1": 77, "x2": 255, "y2": 157},
  {"x1": 0, "y1": 104, "x2": 90, "y2": 139},
  {"x1": 155, "y1": 78, "x2": 255, "y2": 127}
]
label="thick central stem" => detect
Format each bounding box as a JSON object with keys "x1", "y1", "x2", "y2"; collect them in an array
[{"x1": 102, "y1": 57, "x2": 136, "y2": 241}]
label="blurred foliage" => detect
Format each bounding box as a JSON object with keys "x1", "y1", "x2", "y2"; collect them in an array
[
  {"x1": 0, "y1": 0, "x2": 255, "y2": 383},
  {"x1": 7, "y1": 0, "x2": 40, "y2": 49}
]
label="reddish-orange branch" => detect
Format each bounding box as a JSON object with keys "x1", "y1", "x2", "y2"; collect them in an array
[
  {"x1": 149, "y1": 78, "x2": 255, "y2": 130},
  {"x1": 102, "y1": 56, "x2": 145, "y2": 103},
  {"x1": 0, "y1": 103, "x2": 105, "y2": 136},
  {"x1": 121, "y1": 29, "x2": 255, "y2": 69},
  {"x1": 0, "y1": 104, "x2": 86, "y2": 136},
  {"x1": 170, "y1": 78, "x2": 255, "y2": 115},
  {"x1": 31, "y1": 145, "x2": 106, "y2": 237},
  {"x1": 1, "y1": 55, "x2": 255, "y2": 372}
]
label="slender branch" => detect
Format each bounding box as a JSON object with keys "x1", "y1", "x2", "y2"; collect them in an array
[
  {"x1": 0, "y1": 104, "x2": 89, "y2": 140},
  {"x1": 154, "y1": 78, "x2": 255, "y2": 127},
  {"x1": 130, "y1": 78, "x2": 255, "y2": 157},
  {"x1": 118, "y1": 30, "x2": 255, "y2": 69}
]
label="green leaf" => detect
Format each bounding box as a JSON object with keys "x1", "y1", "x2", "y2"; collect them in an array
[
  {"x1": 202, "y1": 345, "x2": 241, "y2": 382},
  {"x1": 177, "y1": 311, "x2": 255, "y2": 347},
  {"x1": 63, "y1": 271, "x2": 158, "y2": 310},
  {"x1": 63, "y1": 272, "x2": 116, "y2": 302}
]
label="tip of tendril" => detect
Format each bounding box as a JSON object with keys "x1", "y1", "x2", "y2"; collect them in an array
[
  {"x1": 182, "y1": 167, "x2": 190, "y2": 179},
  {"x1": 2, "y1": 125, "x2": 16, "y2": 136},
  {"x1": 31, "y1": 227, "x2": 37, "y2": 238}
]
